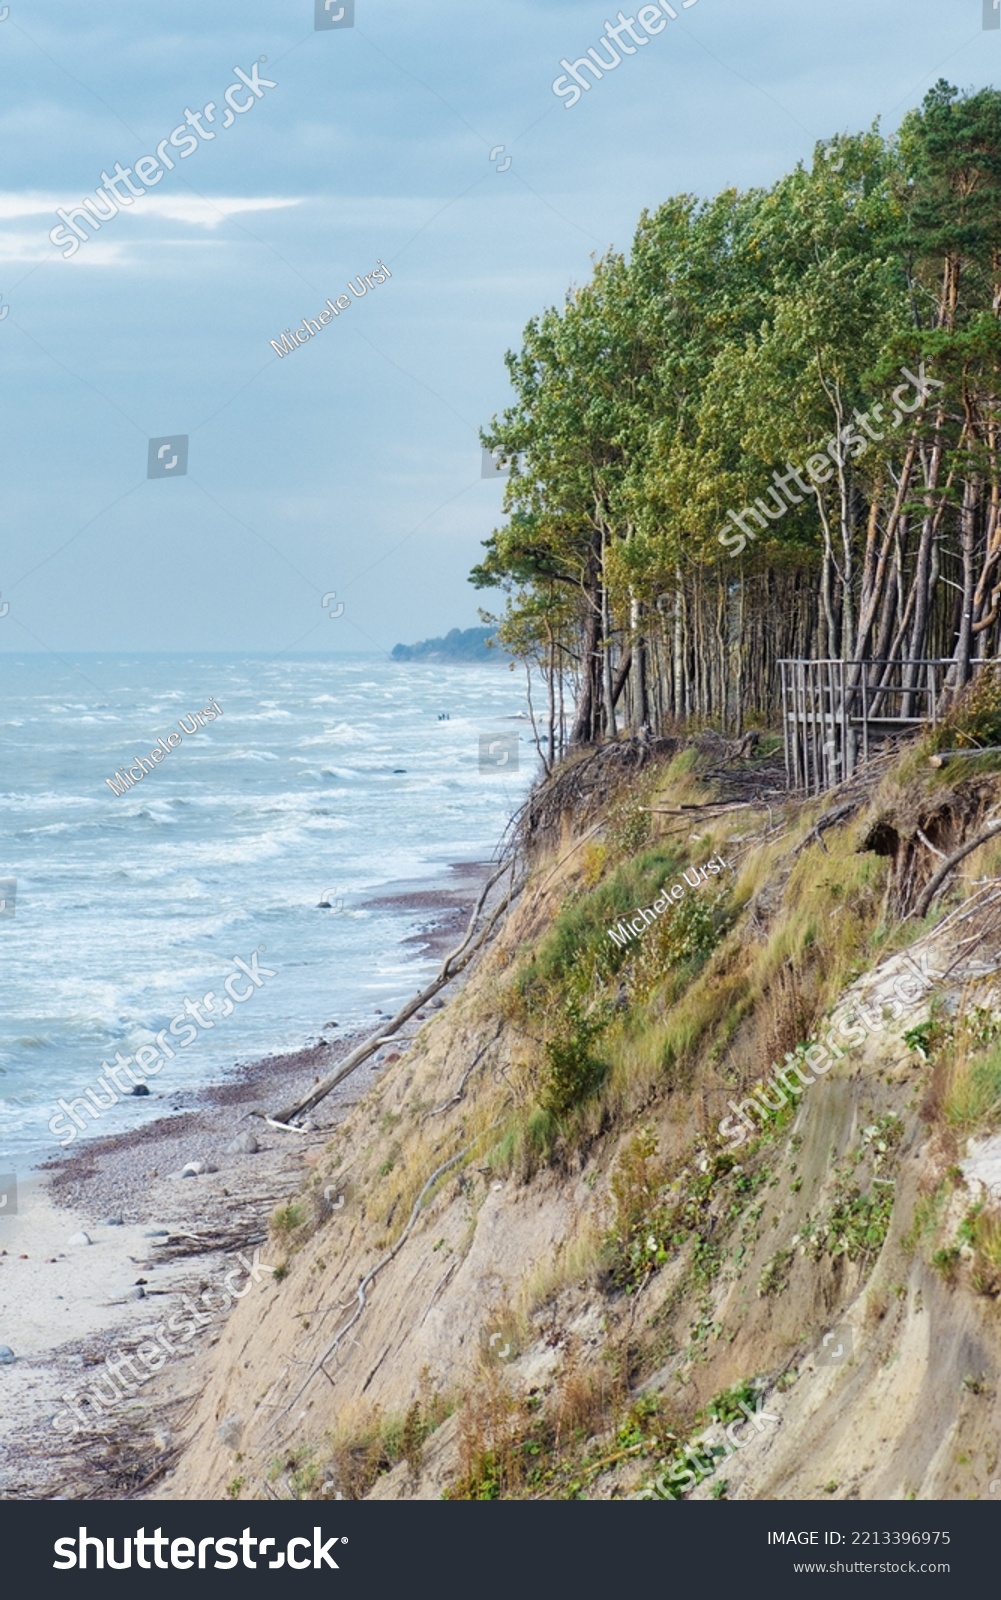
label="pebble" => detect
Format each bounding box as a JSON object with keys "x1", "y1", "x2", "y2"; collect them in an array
[
  {"x1": 179, "y1": 1160, "x2": 217, "y2": 1178},
  {"x1": 0, "y1": 1346, "x2": 15, "y2": 1365},
  {"x1": 112, "y1": 1286, "x2": 145, "y2": 1303},
  {"x1": 103, "y1": 1217, "x2": 125, "y2": 1227},
  {"x1": 225, "y1": 1132, "x2": 259, "y2": 1156},
  {"x1": 143, "y1": 1228, "x2": 170, "y2": 1239},
  {"x1": 216, "y1": 1414, "x2": 243, "y2": 1449},
  {"x1": 67, "y1": 1231, "x2": 92, "y2": 1247}
]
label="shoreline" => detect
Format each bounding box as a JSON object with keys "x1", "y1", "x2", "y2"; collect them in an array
[{"x1": 0, "y1": 859, "x2": 492, "y2": 1500}]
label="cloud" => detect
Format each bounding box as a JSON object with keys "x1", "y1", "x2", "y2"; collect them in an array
[
  {"x1": 0, "y1": 194, "x2": 302, "y2": 264},
  {"x1": 0, "y1": 192, "x2": 300, "y2": 224}
]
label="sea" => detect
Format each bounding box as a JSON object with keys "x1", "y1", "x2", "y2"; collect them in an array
[{"x1": 0, "y1": 653, "x2": 534, "y2": 1168}]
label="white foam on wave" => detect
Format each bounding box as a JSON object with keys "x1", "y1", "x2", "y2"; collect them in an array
[{"x1": 0, "y1": 656, "x2": 536, "y2": 1163}]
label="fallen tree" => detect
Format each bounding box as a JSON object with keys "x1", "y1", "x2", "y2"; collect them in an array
[{"x1": 268, "y1": 859, "x2": 519, "y2": 1126}]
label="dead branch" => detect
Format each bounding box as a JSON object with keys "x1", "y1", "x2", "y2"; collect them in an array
[
  {"x1": 792, "y1": 800, "x2": 859, "y2": 858},
  {"x1": 270, "y1": 865, "x2": 520, "y2": 1125},
  {"x1": 911, "y1": 818, "x2": 1001, "y2": 920},
  {"x1": 927, "y1": 746, "x2": 1001, "y2": 768},
  {"x1": 423, "y1": 1024, "x2": 503, "y2": 1119}
]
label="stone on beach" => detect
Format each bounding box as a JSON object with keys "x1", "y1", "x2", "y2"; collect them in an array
[
  {"x1": 179, "y1": 1160, "x2": 218, "y2": 1178},
  {"x1": 216, "y1": 1414, "x2": 243, "y2": 1449},
  {"x1": 67, "y1": 1231, "x2": 92, "y2": 1247},
  {"x1": 225, "y1": 1131, "x2": 260, "y2": 1155},
  {"x1": 0, "y1": 1346, "x2": 15, "y2": 1364}
]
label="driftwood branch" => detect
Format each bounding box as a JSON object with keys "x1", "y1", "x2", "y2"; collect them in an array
[
  {"x1": 927, "y1": 746, "x2": 1001, "y2": 768},
  {"x1": 912, "y1": 818, "x2": 1001, "y2": 920},
  {"x1": 270, "y1": 862, "x2": 519, "y2": 1125}
]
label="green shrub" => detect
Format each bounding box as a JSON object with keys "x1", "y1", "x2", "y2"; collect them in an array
[
  {"x1": 932, "y1": 665, "x2": 1001, "y2": 751},
  {"x1": 272, "y1": 1203, "x2": 305, "y2": 1237},
  {"x1": 518, "y1": 843, "x2": 680, "y2": 1010},
  {"x1": 540, "y1": 1000, "x2": 610, "y2": 1118}
]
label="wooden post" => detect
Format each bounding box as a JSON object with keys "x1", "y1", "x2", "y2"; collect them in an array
[{"x1": 781, "y1": 661, "x2": 792, "y2": 791}]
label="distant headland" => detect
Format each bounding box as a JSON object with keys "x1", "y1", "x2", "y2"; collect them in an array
[{"x1": 390, "y1": 626, "x2": 509, "y2": 663}]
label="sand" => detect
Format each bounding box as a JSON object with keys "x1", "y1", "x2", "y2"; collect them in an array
[{"x1": 0, "y1": 860, "x2": 490, "y2": 1500}]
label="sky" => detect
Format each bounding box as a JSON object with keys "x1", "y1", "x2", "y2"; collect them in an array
[{"x1": 0, "y1": 0, "x2": 995, "y2": 661}]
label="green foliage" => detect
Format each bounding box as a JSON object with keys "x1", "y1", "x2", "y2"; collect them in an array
[
  {"x1": 931, "y1": 1245, "x2": 961, "y2": 1279},
  {"x1": 472, "y1": 76, "x2": 1001, "y2": 744},
  {"x1": 606, "y1": 1134, "x2": 741, "y2": 1292},
  {"x1": 518, "y1": 843, "x2": 679, "y2": 1009},
  {"x1": 606, "y1": 797, "x2": 653, "y2": 858},
  {"x1": 931, "y1": 665, "x2": 1001, "y2": 752},
  {"x1": 804, "y1": 1116, "x2": 903, "y2": 1267},
  {"x1": 943, "y1": 1042, "x2": 1001, "y2": 1132},
  {"x1": 540, "y1": 1000, "x2": 610, "y2": 1118},
  {"x1": 632, "y1": 885, "x2": 733, "y2": 1002},
  {"x1": 903, "y1": 1020, "x2": 935, "y2": 1059},
  {"x1": 272, "y1": 1203, "x2": 305, "y2": 1238}
]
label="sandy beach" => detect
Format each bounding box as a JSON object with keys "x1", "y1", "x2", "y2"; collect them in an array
[{"x1": 0, "y1": 861, "x2": 490, "y2": 1500}]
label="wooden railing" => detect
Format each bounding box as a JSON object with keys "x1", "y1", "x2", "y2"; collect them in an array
[{"x1": 779, "y1": 659, "x2": 999, "y2": 794}]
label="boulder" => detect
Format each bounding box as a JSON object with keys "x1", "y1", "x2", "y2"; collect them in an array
[
  {"x1": 216, "y1": 1414, "x2": 243, "y2": 1449},
  {"x1": 225, "y1": 1132, "x2": 259, "y2": 1156}
]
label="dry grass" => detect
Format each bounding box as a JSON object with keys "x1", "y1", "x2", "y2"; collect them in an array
[
  {"x1": 550, "y1": 1340, "x2": 626, "y2": 1452},
  {"x1": 941, "y1": 1042, "x2": 1001, "y2": 1133},
  {"x1": 519, "y1": 1214, "x2": 606, "y2": 1316},
  {"x1": 449, "y1": 1369, "x2": 533, "y2": 1500}
]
